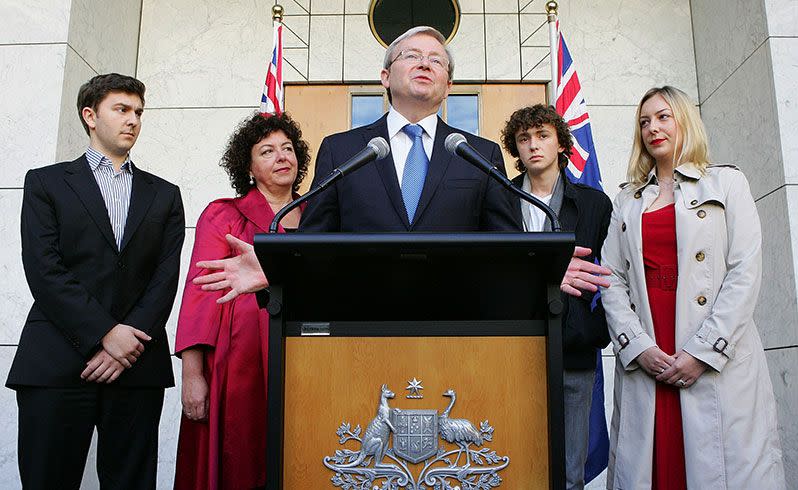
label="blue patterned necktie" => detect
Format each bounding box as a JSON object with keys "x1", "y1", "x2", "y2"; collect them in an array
[{"x1": 401, "y1": 124, "x2": 429, "y2": 224}]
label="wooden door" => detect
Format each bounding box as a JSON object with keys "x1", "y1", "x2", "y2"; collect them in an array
[{"x1": 284, "y1": 83, "x2": 546, "y2": 192}]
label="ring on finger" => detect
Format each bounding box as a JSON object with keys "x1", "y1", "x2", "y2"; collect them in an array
[{"x1": 676, "y1": 379, "x2": 687, "y2": 388}]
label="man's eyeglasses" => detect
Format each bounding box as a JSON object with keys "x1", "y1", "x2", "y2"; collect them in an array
[{"x1": 390, "y1": 50, "x2": 449, "y2": 70}]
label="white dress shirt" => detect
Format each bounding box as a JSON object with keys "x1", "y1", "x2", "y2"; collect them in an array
[
  {"x1": 386, "y1": 106, "x2": 437, "y2": 187},
  {"x1": 520, "y1": 173, "x2": 553, "y2": 232}
]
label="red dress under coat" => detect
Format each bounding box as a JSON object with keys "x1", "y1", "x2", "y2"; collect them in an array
[
  {"x1": 173, "y1": 188, "x2": 296, "y2": 490},
  {"x1": 642, "y1": 203, "x2": 687, "y2": 490}
]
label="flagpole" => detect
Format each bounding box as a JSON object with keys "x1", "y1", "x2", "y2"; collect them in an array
[
  {"x1": 546, "y1": 1, "x2": 559, "y2": 106},
  {"x1": 272, "y1": 4, "x2": 283, "y2": 22}
]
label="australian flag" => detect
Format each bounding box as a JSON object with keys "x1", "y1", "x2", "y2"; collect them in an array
[
  {"x1": 555, "y1": 21, "x2": 610, "y2": 483},
  {"x1": 260, "y1": 20, "x2": 284, "y2": 116}
]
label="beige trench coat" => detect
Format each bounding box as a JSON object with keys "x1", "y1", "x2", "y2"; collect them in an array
[{"x1": 600, "y1": 163, "x2": 785, "y2": 489}]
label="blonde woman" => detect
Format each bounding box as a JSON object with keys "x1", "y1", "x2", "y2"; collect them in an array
[{"x1": 600, "y1": 86, "x2": 785, "y2": 489}]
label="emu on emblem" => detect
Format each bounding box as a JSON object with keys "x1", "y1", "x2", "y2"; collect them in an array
[{"x1": 390, "y1": 409, "x2": 437, "y2": 463}]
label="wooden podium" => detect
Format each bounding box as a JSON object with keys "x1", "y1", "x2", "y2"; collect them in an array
[{"x1": 255, "y1": 232, "x2": 574, "y2": 489}]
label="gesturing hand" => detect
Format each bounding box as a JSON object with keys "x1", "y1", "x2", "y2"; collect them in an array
[
  {"x1": 101, "y1": 323, "x2": 150, "y2": 368},
  {"x1": 193, "y1": 234, "x2": 269, "y2": 304},
  {"x1": 656, "y1": 350, "x2": 708, "y2": 388},
  {"x1": 635, "y1": 346, "x2": 676, "y2": 377},
  {"x1": 81, "y1": 349, "x2": 125, "y2": 383},
  {"x1": 560, "y1": 246, "x2": 612, "y2": 297}
]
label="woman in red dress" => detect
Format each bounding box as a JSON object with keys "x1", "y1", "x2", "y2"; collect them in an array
[
  {"x1": 173, "y1": 113, "x2": 310, "y2": 490},
  {"x1": 601, "y1": 87, "x2": 784, "y2": 489}
]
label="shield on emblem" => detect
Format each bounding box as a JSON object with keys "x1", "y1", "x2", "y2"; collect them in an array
[{"x1": 391, "y1": 409, "x2": 438, "y2": 464}]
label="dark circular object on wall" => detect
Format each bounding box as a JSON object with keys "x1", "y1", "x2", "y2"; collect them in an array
[{"x1": 369, "y1": 0, "x2": 460, "y2": 47}]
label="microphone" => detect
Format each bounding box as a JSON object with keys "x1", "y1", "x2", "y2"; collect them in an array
[
  {"x1": 269, "y1": 137, "x2": 390, "y2": 233},
  {"x1": 444, "y1": 133, "x2": 561, "y2": 231}
]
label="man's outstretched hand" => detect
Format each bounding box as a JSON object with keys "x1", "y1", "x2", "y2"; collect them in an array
[
  {"x1": 193, "y1": 234, "x2": 268, "y2": 304},
  {"x1": 560, "y1": 246, "x2": 612, "y2": 297}
]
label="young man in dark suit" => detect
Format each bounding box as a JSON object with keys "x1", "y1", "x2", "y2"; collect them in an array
[
  {"x1": 501, "y1": 104, "x2": 611, "y2": 490},
  {"x1": 7, "y1": 73, "x2": 185, "y2": 489}
]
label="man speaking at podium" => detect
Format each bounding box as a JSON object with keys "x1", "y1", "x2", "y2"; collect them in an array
[
  {"x1": 193, "y1": 27, "x2": 610, "y2": 301},
  {"x1": 299, "y1": 26, "x2": 518, "y2": 232}
]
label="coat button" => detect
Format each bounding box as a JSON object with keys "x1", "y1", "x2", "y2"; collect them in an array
[
  {"x1": 622, "y1": 222, "x2": 627, "y2": 232},
  {"x1": 697, "y1": 295, "x2": 707, "y2": 306},
  {"x1": 634, "y1": 191, "x2": 642, "y2": 199},
  {"x1": 695, "y1": 251, "x2": 705, "y2": 262},
  {"x1": 630, "y1": 303, "x2": 636, "y2": 311},
  {"x1": 691, "y1": 199, "x2": 698, "y2": 206},
  {"x1": 697, "y1": 209, "x2": 706, "y2": 219}
]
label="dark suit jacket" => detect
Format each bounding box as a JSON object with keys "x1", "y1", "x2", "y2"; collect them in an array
[
  {"x1": 299, "y1": 114, "x2": 520, "y2": 232},
  {"x1": 7, "y1": 155, "x2": 185, "y2": 388},
  {"x1": 512, "y1": 170, "x2": 612, "y2": 369}
]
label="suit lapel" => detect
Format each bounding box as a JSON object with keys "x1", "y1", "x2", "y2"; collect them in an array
[
  {"x1": 367, "y1": 116, "x2": 411, "y2": 228},
  {"x1": 412, "y1": 117, "x2": 452, "y2": 227},
  {"x1": 120, "y1": 167, "x2": 155, "y2": 252},
  {"x1": 63, "y1": 156, "x2": 118, "y2": 251}
]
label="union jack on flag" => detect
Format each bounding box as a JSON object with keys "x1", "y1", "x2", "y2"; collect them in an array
[
  {"x1": 556, "y1": 21, "x2": 602, "y2": 189},
  {"x1": 554, "y1": 21, "x2": 610, "y2": 483},
  {"x1": 260, "y1": 20, "x2": 284, "y2": 115}
]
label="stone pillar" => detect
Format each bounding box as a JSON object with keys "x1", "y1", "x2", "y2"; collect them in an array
[{"x1": 692, "y1": 0, "x2": 798, "y2": 485}]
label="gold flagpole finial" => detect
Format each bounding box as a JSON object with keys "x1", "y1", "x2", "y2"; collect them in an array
[
  {"x1": 545, "y1": 1, "x2": 558, "y2": 15},
  {"x1": 272, "y1": 4, "x2": 284, "y2": 21}
]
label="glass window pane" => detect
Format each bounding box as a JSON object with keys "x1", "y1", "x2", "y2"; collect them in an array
[
  {"x1": 446, "y1": 95, "x2": 479, "y2": 135},
  {"x1": 351, "y1": 95, "x2": 384, "y2": 128}
]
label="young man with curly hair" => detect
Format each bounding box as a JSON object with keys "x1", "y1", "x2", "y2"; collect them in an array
[{"x1": 501, "y1": 104, "x2": 611, "y2": 490}]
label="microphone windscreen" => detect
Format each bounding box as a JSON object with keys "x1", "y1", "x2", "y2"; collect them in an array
[
  {"x1": 367, "y1": 137, "x2": 390, "y2": 159},
  {"x1": 444, "y1": 132, "x2": 467, "y2": 154}
]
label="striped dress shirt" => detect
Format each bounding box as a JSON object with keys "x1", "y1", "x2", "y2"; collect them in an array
[{"x1": 85, "y1": 146, "x2": 133, "y2": 250}]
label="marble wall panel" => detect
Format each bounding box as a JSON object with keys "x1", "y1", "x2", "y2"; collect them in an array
[
  {"x1": 343, "y1": 15, "x2": 384, "y2": 81},
  {"x1": 284, "y1": 48, "x2": 309, "y2": 81},
  {"x1": 521, "y1": 47, "x2": 551, "y2": 81},
  {"x1": 138, "y1": 0, "x2": 275, "y2": 108},
  {"x1": 0, "y1": 190, "x2": 29, "y2": 345},
  {"x1": 700, "y1": 41, "x2": 782, "y2": 200},
  {"x1": 308, "y1": 15, "x2": 344, "y2": 81},
  {"x1": 755, "y1": 187, "x2": 798, "y2": 348},
  {"x1": 772, "y1": 38, "x2": 798, "y2": 185},
  {"x1": 765, "y1": 0, "x2": 798, "y2": 36},
  {"x1": 485, "y1": 0, "x2": 519, "y2": 13},
  {"x1": 766, "y1": 347, "x2": 798, "y2": 487},
  {"x1": 582, "y1": 105, "x2": 637, "y2": 200},
  {"x1": 56, "y1": 47, "x2": 98, "y2": 163},
  {"x1": 0, "y1": 0, "x2": 70, "y2": 44},
  {"x1": 133, "y1": 108, "x2": 252, "y2": 226},
  {"x1": 344, "y1": 0, "x2": 370, "y2": 14},
  {"x1": 557, "y1": 0, "x2": 696, "y2": 106},
  {"x1": 283, "y1": 15, "x2": 310, "y2": 48},
  {"x1": 311, "y1": 0, "x2": 344, "y2": 14},
  {"x1": 458, "y1": 0, "x2": 484, "y2": 14},
  {"x1": 0, "y1": 44, "x2": 66, "y2": 187},
  {"x1": 485, "y1": 14, "x2": 521, "y2": 80},
  {"x1": 448, "y1": 14, "x2": 486, "y2": 81},
  {"x1": 0, "y1": 347, "x2": 22, "y2": 489},
  {"x1": 691, "y1": 0, "x2": 769, "y2": 102},
  {"x1": 284, "y1": 0, "x2": 310, "y2": 14},
  {"x1": 67, "y1": 0, "x2": 141, "y2": 75}
]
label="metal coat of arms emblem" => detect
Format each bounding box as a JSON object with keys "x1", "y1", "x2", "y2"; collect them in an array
[
  {"x1": 322, "y1": 383, "x2": 510, "y2": 489},
  {"x1": 392, "y1": 409, "x2": 437, "y2": 463}
]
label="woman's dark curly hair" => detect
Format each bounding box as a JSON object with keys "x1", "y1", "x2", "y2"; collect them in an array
[
  {"x1": 220, "y1": 112, "x2": 310, "y2": 195},
  {"x1": 500, "y1": 104, "x2": 573, "y2": 173}
]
